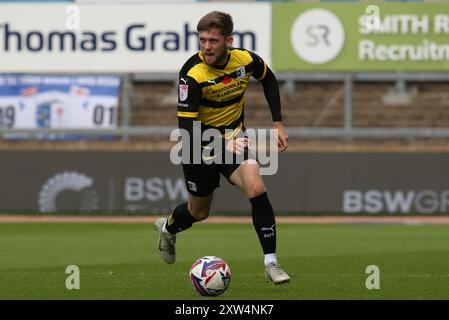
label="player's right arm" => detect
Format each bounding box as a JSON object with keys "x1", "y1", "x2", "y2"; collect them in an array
[{"x1": 177, "y1": 75, "x2": 201, "y2": 164}]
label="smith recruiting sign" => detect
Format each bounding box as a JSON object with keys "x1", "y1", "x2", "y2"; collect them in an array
[{"x1": 273, "y1": 3, "x2": 449, "y2": 71}]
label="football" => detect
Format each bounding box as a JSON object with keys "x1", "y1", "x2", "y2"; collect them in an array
[{"x1": 189, "y1": 256, "x2": 231, "y2": 297}]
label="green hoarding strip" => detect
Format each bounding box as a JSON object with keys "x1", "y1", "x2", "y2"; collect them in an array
[{"x1": 272, "y1": 3, "x2": 449, "y2": 71}]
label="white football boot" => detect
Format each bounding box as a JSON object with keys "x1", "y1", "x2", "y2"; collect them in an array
[
  {"x1": 154, "y1": 218, "x2": 176, "y2": 264},
  {"x1": 265, "y1": 262, "x2": 290, "y2": 285}
]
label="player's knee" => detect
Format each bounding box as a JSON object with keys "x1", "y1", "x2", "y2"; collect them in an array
[{"x1": 246, "y1": 181, "x2": 266, "y2": 198}]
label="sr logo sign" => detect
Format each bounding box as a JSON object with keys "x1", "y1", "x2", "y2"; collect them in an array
[{"x1": 290, "y1": 9, "x2": 345, "y2": 64}]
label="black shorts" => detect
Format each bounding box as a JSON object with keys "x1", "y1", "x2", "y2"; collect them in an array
[{"x1": 182, "y1": 146, "x2": 256, "y2": 197}]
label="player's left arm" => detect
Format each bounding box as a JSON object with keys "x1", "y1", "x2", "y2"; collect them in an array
[{"x1": 249, "y1": 51, "x2": 288, "y2": 152}]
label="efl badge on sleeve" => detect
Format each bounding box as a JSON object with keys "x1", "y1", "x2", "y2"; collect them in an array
[
  {"x1": 236, "y1": 66, "x2": 246, "y2": 79},
  {"x1": 179, "y1": 84, "x2": 189, "y2": 101}
]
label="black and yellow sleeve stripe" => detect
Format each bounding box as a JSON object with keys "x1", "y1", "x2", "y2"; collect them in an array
[{"x1": 177, "y1": 111, "x2": 198, "y2": 118}]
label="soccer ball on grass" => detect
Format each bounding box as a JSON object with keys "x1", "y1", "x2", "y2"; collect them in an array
[{"x1": 189, "y1": 256, "x2": 231, "y2": 297}]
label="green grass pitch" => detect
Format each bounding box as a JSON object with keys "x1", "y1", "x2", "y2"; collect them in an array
[{"x1": 1, "y1": 222, "x2": 449, "y2": 299}]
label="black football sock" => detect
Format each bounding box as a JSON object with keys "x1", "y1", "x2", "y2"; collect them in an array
[
  {"x1": 250, "y1": 192, "x2": 276, "y2": 254},
  {"x1": 165, "y1": 202, "x2": 198, "y2": 234}
]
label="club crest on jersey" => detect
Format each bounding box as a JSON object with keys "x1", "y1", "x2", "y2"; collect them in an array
[
  {"x1": 236, "y1": 66, "x2": 246, "y2": 79},
  {"x1": 179, "y1": 84, "x2": 188, "y2": 101}
]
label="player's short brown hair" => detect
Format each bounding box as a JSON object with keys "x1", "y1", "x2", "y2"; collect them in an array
[{"x1": 197, "y1": 11, "x2": 234, "y2": 37}]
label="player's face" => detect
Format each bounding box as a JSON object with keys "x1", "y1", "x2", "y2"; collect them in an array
[{"x1": 199, "y1": 28, "x2": 233, "y2": 67}]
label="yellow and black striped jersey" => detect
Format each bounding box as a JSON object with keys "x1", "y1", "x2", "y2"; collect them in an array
[{"x1": 177, "y1": 48, "x2": 268, "y2": 132}]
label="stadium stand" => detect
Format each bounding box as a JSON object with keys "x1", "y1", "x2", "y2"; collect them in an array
[
  {"x1": 132, "y1": 81, "x2": 449, "y2": 129},
  {"x1": 127, "y1": 79, "x2": 449, "y2": 152},
  {"x1": 2, "y1": 77, "x2": 449, "y2": 152}
]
